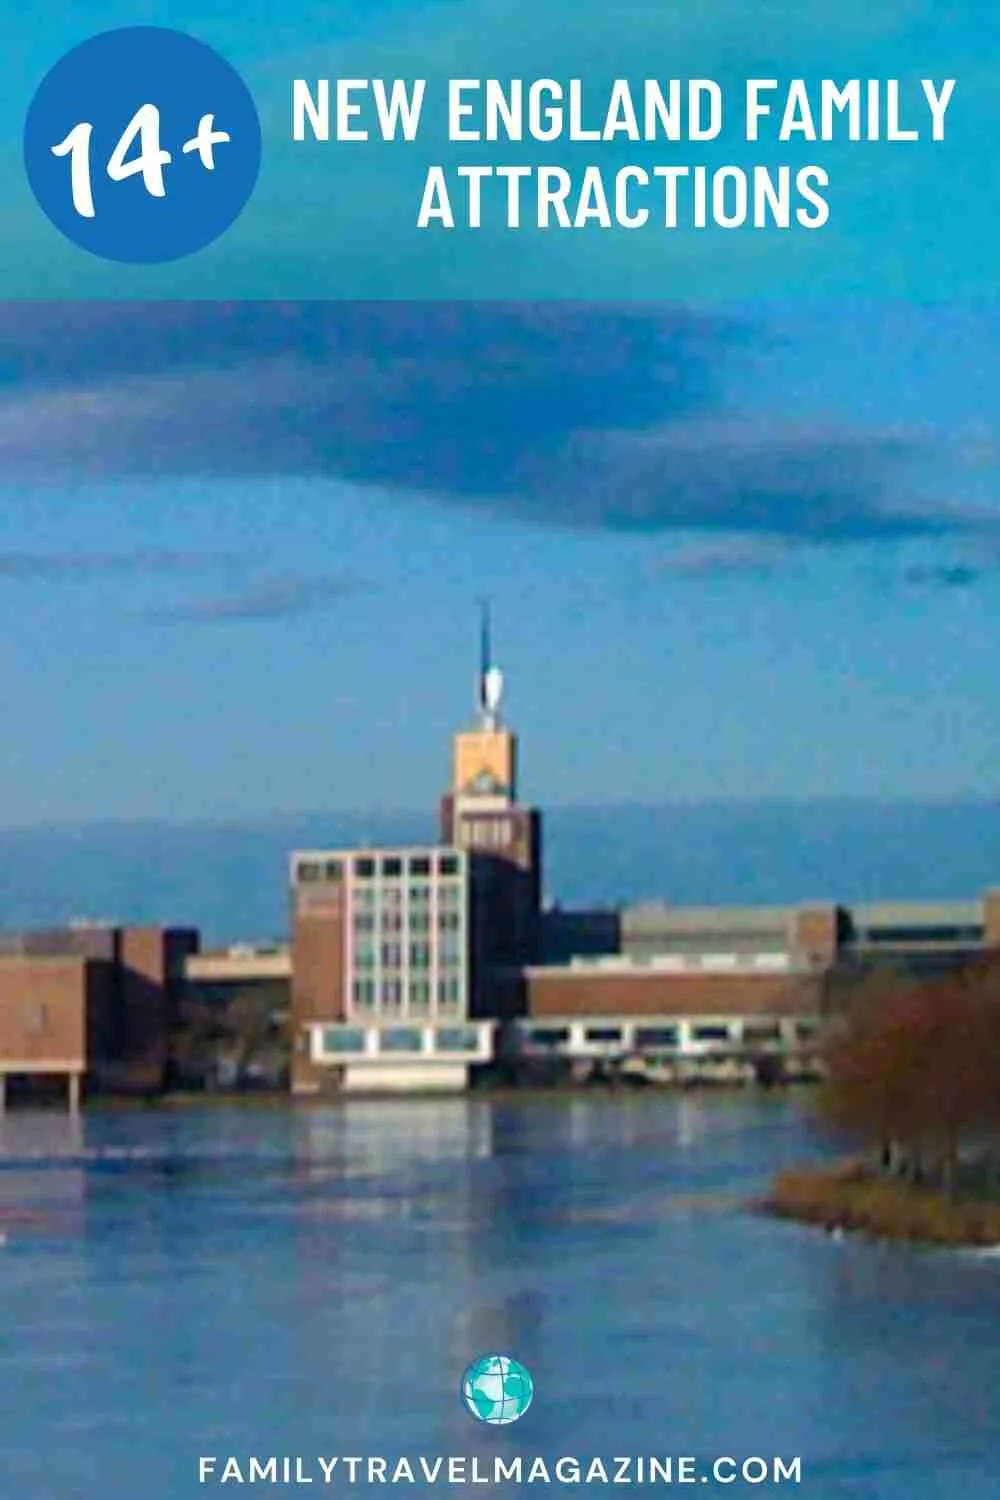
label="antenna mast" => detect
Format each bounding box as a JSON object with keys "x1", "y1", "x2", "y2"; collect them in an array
[{"x1": 477, "y1": 600, "x2": 504, "y2": 729}]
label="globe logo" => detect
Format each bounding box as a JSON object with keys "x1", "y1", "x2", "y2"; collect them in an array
[{"x1": 461, "y1": 1354, "x2": 534, "y2": 1425}]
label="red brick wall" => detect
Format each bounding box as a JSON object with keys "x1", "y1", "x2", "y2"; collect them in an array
[
  {"x1": 527, "y1": 968, "x2": 824, "y2": 1019},
  {"x1": 290, "y1": 888, "x2": 346, "y2": 1093},
  {"x1": 0, "y1": 957, "x2": 89, "y2": 1069}
]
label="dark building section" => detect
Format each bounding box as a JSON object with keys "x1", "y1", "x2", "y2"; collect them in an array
[{"x1": 540, "y1": 907, "x2": 621, "y2": 965}]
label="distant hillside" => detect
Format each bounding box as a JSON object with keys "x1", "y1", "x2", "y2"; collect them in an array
[{"x1": 0, "y1": 800, "x2": 998, "y2": 944}]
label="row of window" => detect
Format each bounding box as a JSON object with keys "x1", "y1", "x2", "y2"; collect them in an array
[
  {"x1": 524, "y1": 1020, "x2": 819, "y2": 1049},
  {"x1": 321, "y1": 1024, "x2": 482, "y2": 1055},
  {"x1": 352, "y1": 882, "x2": 463, "y2": 909},
  {"x1": 353, "y1": 938, "x2": 464, "y2": 968},
  {"x1": 856, "y1": 924, "x2": 984, "y2": 945},
  {"x1": 352, "y1": 909, "x2": 463, "y2": 934},
  {"x1": 296, "y1": 853, "x2": 464, "y2": 884},
  {"x1": 351, "y1": 976, "x2": 464, "y2": 1009},
  {"x1": 527, "y1": 1024, "x2": 681, "y2": 1047},
  {"x1": 462, "y1": 817, "x2": 515, "y2": 850}
]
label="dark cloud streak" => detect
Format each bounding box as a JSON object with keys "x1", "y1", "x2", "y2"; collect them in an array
[
  {"x1": 145, "y1": 573, "x2": 365, "y2": 626},
  {"x1": 0, "y1": 301, "x2": 992, "y2": 552},
  {"x1": 0, "y1": 547, "x2": 249, "y2": 580}
]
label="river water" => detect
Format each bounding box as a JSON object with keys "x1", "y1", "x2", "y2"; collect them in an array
[{"x1": 0, "y1": 1093, "x2": 997, "y2": 1498}]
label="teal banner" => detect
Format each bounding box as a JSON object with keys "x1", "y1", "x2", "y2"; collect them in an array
[{"x1": 1, "y1": 1, "x2": 997, "y2": 296}]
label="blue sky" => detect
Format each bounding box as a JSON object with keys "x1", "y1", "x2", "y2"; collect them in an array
[{"x1": 0, "y1": 299, "x2": 997, "y2": 825}]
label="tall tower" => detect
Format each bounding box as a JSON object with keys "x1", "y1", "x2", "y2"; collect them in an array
[
  {"x1": 449, "y1": 601, "x2": 518, "y2": 809},
  {"x1": 440, "y1": 605, "x2": 542, "y2": 1008}
]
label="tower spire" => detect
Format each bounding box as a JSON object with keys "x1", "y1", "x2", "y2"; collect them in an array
[
  {"x1": 477, "y1": 599, "x2": 504, "y2": 730},
  {"x1": 479, "y1": 598, "x2": 491, "y2": 712}
]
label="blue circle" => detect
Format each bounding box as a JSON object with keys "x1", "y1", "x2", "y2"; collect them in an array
[
  {"x1": 24, "y1": 27, "x2": 261, "y2": 263},
  {"x1": 460, "y1": 1354, "x2": 534, "y2": 1425}
]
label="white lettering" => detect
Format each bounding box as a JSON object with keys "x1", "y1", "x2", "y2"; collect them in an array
[
  {"x1": 449, "y1": 80, "x2": 480, "y2": 140},
  {"x1": 537, "y1": 166, "x2": 572, "y2": 227},
  {"x1": 292, "y1": 80, "x2": 327, "y2": 140},
  {"x1": 417, "y1": 167, "x2": 454, "y2": 228},
  {"x1": 457, "y1": 165, "x2": 491, "y2": 227},
  {"x1": 922, "y1": 78, "x2": 955, "y2": 140},
  {"x1": 746, "y1": 80, "x2": 777, "y2": 141},
  {"x1": 336, "y1": 81, "x2": 369, "y2": 141},
  {"x1": 373, "y1": 79, "x2": 425, "y2": 140}
]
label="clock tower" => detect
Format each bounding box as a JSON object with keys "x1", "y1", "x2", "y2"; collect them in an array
[{"x1": 440, "y1": 606, "x2": 542, "y2": 997}]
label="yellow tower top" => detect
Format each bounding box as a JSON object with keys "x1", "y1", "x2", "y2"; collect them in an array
[{"x1": 450, "y1": 601, "x2": 518, "y2": 801}]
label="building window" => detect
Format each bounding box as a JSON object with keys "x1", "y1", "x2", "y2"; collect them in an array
[
  {"x1": 323, "y1": 860, "x2": 343, "y2": 882},
  {"x1": 437, "y1": 975, "x2": 462, "y2": 1010},
  {"x1": 439, "y1": 883, "x2": 462, "y2": 908},
  {"x1": 353, "y1": 886, "x2": 376, "y2": 910},
  {"x1": 409, "y1": 978, "x2": 431, "y2": 1011},
  {"x1": 635, "y1": 1026, "x2": 678, "y2": 1048},
  {"x1": 355, "y1": 941, "x2": 376, "y2": 969},
  {"x1": 439, "y1": 854, "x2": 460, "y2": 876},
  {"x1": 439, "y1": 933, "x2": 462, "y2": 965},
  {"x1": 692, "y1": 1025, "x2": 732, "y2": 1043},
  {"x1": 322, "y1": 1026, "x2": 366, "y2": 1054},
  {"x1": 381, "y1": 909, "x2": 403, "y2": 933},
  {"x1": 438, "y1": 908, "x2": 462, "y2": 931},
  {"x1": 354, "y1": 911, "x2": 376, "y2": 934},
  {"x1": 467, "y1": 818, "x2": 513, "y2": 850},
  {"x1": 382, "y1": 885, "x2": 403, "y2": 908},
  {"x1": 352, "y1": 979, "x2": 377, "y2": 1012},
  {"x1": 411, "y1": 855, "x2": 431, "y2": 876},
  {"x1": 354, "y1": 856, "x2": 375, "y2": 878},
  {"x1": 381, "y1": 941, "x2": 402, "y2": 967},
  {"x1": 585, "y1": 1026, "x2": 622, "y2": 1044},
  {"x1": 409, "y1": 883, "x2": 431, "y2": 905},
  {"x1": 381, "y1": 856, "x2": 403, "y2": 878},
  {"x1": 743, "y1": 1024, "x2": 780, "y2": 1043},
  {"x1": 409, "y1": 941, "x2": 431, "y2": 968},
  {"x1": 297, "y1": 860, "x2": 322, "y2": 883},
  {"x1": 860, "y1": 924, "x2": 983, "y2": 945},
  {"x1": 410, "y1": 909, "x2": 430, "y2": 933},
  {"x1": 530, "y1": 1026, "x2": 570, "y2": 1047},
  {"x1": 436, "y1": 1025, "x2": 480, "y2": 1053},
  {"x1": 382, "y1": 976, "x2": 403, "y2": 1013},
  {"x1": 379, "y1": 1026, "x2": 423, "y2": 1053}
]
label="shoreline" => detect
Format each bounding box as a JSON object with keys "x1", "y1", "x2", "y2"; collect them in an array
[
  {"x1": 106, "y1": 1080, "x2": 816, "y2": 1109},
  {"x1": 763, "y1": 1160, "x2": 1000, "y2": 1247},
  {"x1": 1, "y1": 1080, "x2": 818, "y2": 1114}
]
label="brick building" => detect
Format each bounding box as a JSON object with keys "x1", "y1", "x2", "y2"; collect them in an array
[{"x1": 0, "y1": 924, "x2": 198, "y2": 1109}]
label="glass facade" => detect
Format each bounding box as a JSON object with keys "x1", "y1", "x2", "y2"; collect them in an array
[
  {"x1": 340, "y1": 848, "x2": 470, "y2": 1024},
  {"x1": 436, "y1": 1026, "x2": 480, "y2": 1052},
  {"x1": 380, "y1": 1027, "x2": 424, "y2": 1052},
  {"x1": 322, "y1": 1026, "x2": 366, "y2": 1053}
]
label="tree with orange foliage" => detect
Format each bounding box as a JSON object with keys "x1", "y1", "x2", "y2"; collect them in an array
[{"x1": 822, "y1": 957, "x2": 1000, "y2": 1194}]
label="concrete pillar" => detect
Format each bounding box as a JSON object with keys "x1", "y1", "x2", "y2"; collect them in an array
[{"x1": 67, "y1": 1072, "x2": 81, "y2": 1116}]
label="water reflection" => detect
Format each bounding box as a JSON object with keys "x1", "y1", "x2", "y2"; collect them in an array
[{"x1": 0, "y1": 1095, "x2": 996, "y2": 1498}]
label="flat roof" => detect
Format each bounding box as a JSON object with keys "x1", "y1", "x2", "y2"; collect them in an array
[
  {"x1": 622, "y1": 904, "x2": 796, "y2": 934},
  {"x1": 185, "y1": 949, "x2": 291, "y2": 982},
  {"x1": 850, "y1": 900, "x2": 983, "y2": 926}
]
